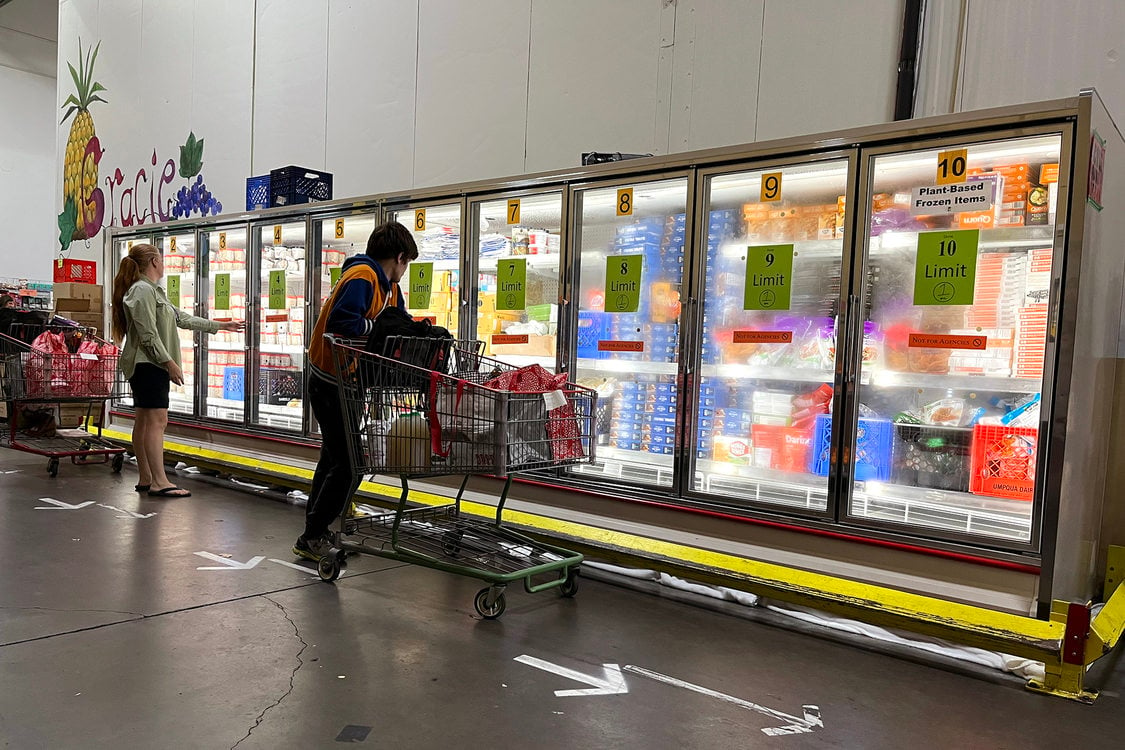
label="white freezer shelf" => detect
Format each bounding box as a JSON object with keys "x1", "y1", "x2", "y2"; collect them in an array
[
  {"x1": 869, "y1": 225, "x2": 1055, "y2": 253},
  {"x1": 700, "y1": 364, "x2": 833, "y2": 383},
  {"x1": 867, "y1": 370, "x2": 1041, "y2": 393},
  {"x1": 576, "y1": 358, "x2": 678, "y2": 376},
  {"x1": 850, "y1": 481, "x2": 1033, "y2": 542},
  {"x1": 478, "y1": 254, "x2": 561, "y2": 270}
]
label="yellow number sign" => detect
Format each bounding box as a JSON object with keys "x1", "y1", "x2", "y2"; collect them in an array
[
  {"x1": 414, "y1": 209, "x2": 426, "y2": 232},
  {"x1": 507, "y1": 198, "x2": 521, "y2": 225},
  {"x1": 937, "y1": 149, "x2": 968, "y2": 185},
  {"x1": 169, "y1": 236, "x2": 177, "y2": 252},
  {"x1": 273, "y1": 225, "x2": 282, "y2": 244},
  {"x1": 616, "y1": 188, "x2": 634, "y2": 216},
  {"x1": 760, "y1": 172, "x2": 782, "y2": 202},
  {"x1": 335, "y1": 219, "x2": 345, "y2": 239},
  {"x1": 219, "y1": 232, "x2": 227, "y2": 249}
]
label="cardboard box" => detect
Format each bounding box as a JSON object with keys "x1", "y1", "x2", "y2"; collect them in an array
[
  {"x1": 1039, "y1": 163, "x2": 1060, "y2": 184},
  {"x1": 54, "y1": 282, "x2": 103, "y2": 302},
  {"x1": 55, "y1": 297, "x2": 93, "y2": 312},
  {"x1": 491, "y1": 334, "x2": 556, "y2": 358}
]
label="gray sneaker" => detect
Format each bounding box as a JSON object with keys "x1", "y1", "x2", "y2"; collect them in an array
[{"x1": 292, "y1": 533, "x2": 334, "y2": 562}]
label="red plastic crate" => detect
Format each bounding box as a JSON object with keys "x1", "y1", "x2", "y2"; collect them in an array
[
  {"x1": 53, "y1": 259, "x2": 97, "y2": 284},
  {"x1": 969, "y1": 424, "x2": 1038, "y2": 501}
]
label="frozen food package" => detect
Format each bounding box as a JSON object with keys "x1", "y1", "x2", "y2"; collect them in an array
[{"x1": 922, "y1": 398, "x2": 965, "y2": 426}]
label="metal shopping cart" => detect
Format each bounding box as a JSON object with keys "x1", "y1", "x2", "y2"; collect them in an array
[
  {"x1": 324, "y1": 335, "x2": 597, "y2": 619},
  {"x1": 0, "y1": 323, "x2": 127, "y2": 476}
]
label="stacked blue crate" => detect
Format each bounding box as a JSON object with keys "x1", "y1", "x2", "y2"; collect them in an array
[{"x1": 701, "y1": 209, "x2": 740, "y2": 365}]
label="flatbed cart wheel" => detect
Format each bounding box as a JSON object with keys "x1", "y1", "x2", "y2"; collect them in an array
[
  {"x1": 47, "y1": 458, "x2": 59, "y2": 477},
  {"x1": 317, "y1": 553, "x2": 342, "y2": 582},
  {"x1": 474, "y1": 587, "x2": 507, "y2": 619},
  {"x1": 111, "y1": 454, "x2": 125, "y2": 473},
  {"x1": 559, "y1": 570, "x2": 579, "y2": 598}
]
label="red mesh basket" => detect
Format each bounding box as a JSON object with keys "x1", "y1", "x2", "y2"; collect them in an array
[{"x1": 969, "y1": 424, "x2": 1038, "y2": 501}]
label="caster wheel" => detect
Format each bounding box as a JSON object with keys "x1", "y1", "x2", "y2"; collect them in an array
[
  {"x1": 47, "y1": 458, "x2": 59, "y2": 477},
  {"x1": 111, "y1": 454, "x2": 125, "y2": 473},
  {"x1": 559, "y1": 570, "x2": 579, "y2": 598},
  {"x1": 317, "y1": 554, "x2": 341, "y2": 582},
  {"x1": 474, "y1": 588, "x2": 506, "y2": 620}
]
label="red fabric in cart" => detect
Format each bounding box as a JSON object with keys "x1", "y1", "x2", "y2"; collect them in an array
[{"x1": 483, "y1": 364, "x2": 584, "y2": 462}]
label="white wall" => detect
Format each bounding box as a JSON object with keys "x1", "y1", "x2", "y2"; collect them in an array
[
  {"x1": 916, "y1": 0, "x2": 1125, "y2": 120},
  {"x1": 0, "y1": 0, "x2": 58, "y2": 283},
  {"x1": 54, "y1": 0, "x2": 908, "y2": 271}
]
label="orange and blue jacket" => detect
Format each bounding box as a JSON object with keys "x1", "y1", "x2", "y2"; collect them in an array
[{"x1": 308, "y1": 254, "x2": 404, "y2": 381}]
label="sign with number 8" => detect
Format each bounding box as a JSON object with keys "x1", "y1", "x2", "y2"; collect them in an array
[{"x1": 616, "y1": 188, "x2": 634, "y2": 216}]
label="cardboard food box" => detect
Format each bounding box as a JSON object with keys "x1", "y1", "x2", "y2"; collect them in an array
[
  {"x1": 54, "y1": 282, "x2": 104, "y2": 301},
  {"x1": 491, "y1": 334, "x2": 556, "y2": 358},
  {"x1": 55, "y1": 297, "x2": 93, "y2": 312}
]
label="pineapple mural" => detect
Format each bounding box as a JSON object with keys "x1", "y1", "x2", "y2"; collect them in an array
[{"x1": 60, "y1": 39, "x2": 107, "y2": 241}]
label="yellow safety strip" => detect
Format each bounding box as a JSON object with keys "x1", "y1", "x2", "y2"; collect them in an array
[
  {"x1": 100, "y1": 424, "x2": 1064, "y2": 655},
  {"x1": 1090, "y1": 578, "x2": 1125, "y2": 656}
]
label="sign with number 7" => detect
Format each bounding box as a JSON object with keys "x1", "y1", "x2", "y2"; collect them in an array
[
  {"x1": 507, "y1": 198, "x2": 521, "y2": 225},
  {"x1": 496, "y1": 258, "x2": 526, "y2": 310}
]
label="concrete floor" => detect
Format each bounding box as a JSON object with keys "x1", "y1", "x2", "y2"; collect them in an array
[{"x1": 1, "y1": 446, "x2": 1122, "y2": 750}]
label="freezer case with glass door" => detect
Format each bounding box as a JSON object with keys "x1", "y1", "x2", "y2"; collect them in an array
[{"x1": 689, "y1": 156, "x2": 854, "y2": 517}]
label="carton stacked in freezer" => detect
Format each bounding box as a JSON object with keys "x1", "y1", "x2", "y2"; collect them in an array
[
  {"x1": 610, "y1": 376, "x2": 677, "y2": 455},
  {"x1": 701, "y1": 209, "x2": 739, "y2": 365},
  {"x1": 1016, "y1": 305, "x2": 1049, "y2": 379},
  {"x1": 968, "y1": 253, "x2": 1027, "y2": 328},
  {"x1": 948, "y1": 328, "x2": 1014, "y2": 376}
]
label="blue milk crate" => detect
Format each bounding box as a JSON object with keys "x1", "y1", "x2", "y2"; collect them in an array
[
  {"x1": 577, "y1": 311, "x2": 607, "y2": 359},
  {"x1": 810, "y1": 414, "x2": 893, "y2": 481},
  {"x1": 246, "y1": 175, "x2": 270, "y2": 210},
  {"x1": 223, "y1": 367, "x2": 245, "y2": 400}
]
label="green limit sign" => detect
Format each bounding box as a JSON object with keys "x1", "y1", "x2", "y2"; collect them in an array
[
  {"x1": 744, "y1": 244, "x2": 793, "y2": 311},
  {"x1": 914, "y1": 229, "x2": 979, "y2": 306},
  {"x1": 268, "y1": 270, "x2": 287, "y2": 309},
  {"x1": 214, "y1": 273, "x2": 231, "y2": 310},
  {"x1": 496, "y1": 258, "x2": 527, "y2": 310},
  {"x1": 409, "y1": 262, "x2": 433, "y2": 309},
  {"x1": 606, "y1": 254, "x2": 643, "y2": 313},
  {"x1": 167, "y1": 275, "x2": 181, "y2": 308}
]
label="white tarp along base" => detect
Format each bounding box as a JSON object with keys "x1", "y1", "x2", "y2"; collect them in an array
[{"x1": 583, "y1": 560, "x2": 1045, "y2": 682}]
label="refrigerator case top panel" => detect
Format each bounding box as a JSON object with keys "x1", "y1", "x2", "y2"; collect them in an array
[
  {"x1": 391, "y1": 204, "x2": 462, "y2": 335},
  {"x1": 253, "y1": 221, "x2": 307, "y2": 433},
  {"x1": 157, "y1": 232, "x2": 198, "y2": 416},
  {"x1": 473, "y1": 192, "x2": 563, "y2": 369},
  {"x1": 848, "y1": 133, "x2": 1064, "y2": 546},
  {"x1": 202, "y1": 227, "x2": 249, "y2": 424},
  {"x1": 569, "y1": 177, "x2": 689, "y2": 490},
  {"x1": 692, "y1": 159, "x2": 852, "y2": 513}
]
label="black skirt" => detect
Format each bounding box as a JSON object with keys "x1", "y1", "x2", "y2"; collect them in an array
[{"x1": 128, "y1": 362, "x2": 171, "y2": 409}]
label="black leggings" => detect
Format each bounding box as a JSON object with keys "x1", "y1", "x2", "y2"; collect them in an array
[{"x1": 303, "y1": 376, "x2": 358, "y2": 538}]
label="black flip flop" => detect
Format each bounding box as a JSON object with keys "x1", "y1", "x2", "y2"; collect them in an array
[
  {"x1": 134, "y1": 484, "x2": 151, "y2": 492},
  {"x1": 148, "y1": 486, "x2": 191, "y2": 497}
]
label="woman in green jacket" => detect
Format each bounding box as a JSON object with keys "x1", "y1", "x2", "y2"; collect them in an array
[{"x1": 111, "y1": 244, "x2": 243, "y2": 497}]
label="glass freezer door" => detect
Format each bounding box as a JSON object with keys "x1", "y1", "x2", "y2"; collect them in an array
[
  {"x1": 111, "y1": 235, "x2": 150, "y2": 410},
  {"x1": 569, "y1": 177, "x2": 689, "y2": 489},
  {"x1": 200, "y1": 226, "x2": 248, "y2": 423},
  {"x1": 691, "y1": 159, "x2": 851, "y2": 513},
  {"x1": 155, "y1": 232, "x2": 197, "y2": 416},
  {"x1": 472, "y1": 192, "x2": 563, "y2": 368},
  {"x1": 315, "y1": 213, "x2": 379, "y2": 313},
  {"x1": 251, "y1": 221, "x2": 307, "y2": 433},
  {"x1": 848, "y1": 133, "x2": 1064, "y2": 545},
  {"x1": 390, "y1": 204, "x2": 462, "y2": 335}
]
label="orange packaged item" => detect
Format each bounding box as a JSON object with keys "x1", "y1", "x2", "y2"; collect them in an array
[{"x1": 1039, "y1": 163, "x2": 1060, "y2": 184}]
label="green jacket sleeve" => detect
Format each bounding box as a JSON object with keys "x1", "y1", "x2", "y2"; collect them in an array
[
  {"x1": 175, "y1": 308, "x2": 221, "y2": 334},
  {"x1": 125, "y1": 286, "x2": 175, "y2": 364}
]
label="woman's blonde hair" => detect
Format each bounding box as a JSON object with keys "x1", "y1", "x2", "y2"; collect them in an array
[{"x1": 111, "y1": 243, "x2": 159, "y2": 343}]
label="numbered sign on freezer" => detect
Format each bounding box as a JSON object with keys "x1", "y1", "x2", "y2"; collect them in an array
[
  {"x1": 214, "y1": 273, "x2": 231, "y2": 310},
  {"x1": 913, "y1": 229, "x2": 978, "y2": 306},
  {"x1": 743, "y1": 244, "x2": 793, "y2": 311},
  {"x1": 268, "y1": 270, "x2": 287, "y2": 309},
  {"x1": 496, "y1": 258, "x2": 527, "y2": 310},
  {"x1": 606, "y1": 255, "x2": 643, "y2": 313},
  {"x1": 936, "y1": 149, "x2": 968, "y2": 185},
  {"x1": 409, "y1": 262, "x2": 433, "y2": 309},
  {"x1": 167, "y1": 275, "x2": 181, "y2": 308}
]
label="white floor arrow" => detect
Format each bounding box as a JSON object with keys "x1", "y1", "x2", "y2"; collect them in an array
[
  {"x1": 268, "y1": 558, "x2": 320, "y2": 577},
  {"x1": 96, "y1": 503, "x2": 157, "y2": 519},
  {"x1": 623, "y1": 665, "x2": 822, "y2": 736},
  {"x1": 194, "y1": 551, "x2": 265, "y2": 570},
  {"x1": 514, "y1": 655, "x2": 628, "y2": 697},
  {"x1": 35, "y1": 498, "x2": 94, "y2": 510}
]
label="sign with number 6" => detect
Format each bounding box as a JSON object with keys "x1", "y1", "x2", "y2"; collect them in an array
[{"x1": 414, "y1": 209, "x2": 426, "y2": 232}]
